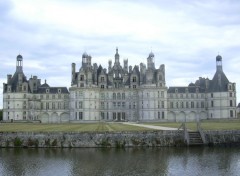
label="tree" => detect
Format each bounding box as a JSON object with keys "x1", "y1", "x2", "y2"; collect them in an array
[{"x1": 0, "y1": 109, "x2": 2, "y2": 121}]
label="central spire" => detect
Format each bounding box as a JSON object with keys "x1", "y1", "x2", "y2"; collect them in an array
[{"x1": 115, "y1": 47, "x2": 120, "y2": 64}]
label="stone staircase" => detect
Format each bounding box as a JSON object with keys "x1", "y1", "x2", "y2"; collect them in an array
[{"x1": 188, "y1": 131, "x2": 204, "y2": 146}]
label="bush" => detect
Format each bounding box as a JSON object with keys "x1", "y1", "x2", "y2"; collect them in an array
[{"x1": 14, "y1": 137, "x2": 23, "y2": 147}]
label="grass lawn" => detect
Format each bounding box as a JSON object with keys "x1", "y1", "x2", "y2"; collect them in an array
[
  {"x1": 0, "y1": 122, "x2": 149, "y2": 132},
  {"x1": 145, "y1": 119, "x2": 240, "y2": 131}
]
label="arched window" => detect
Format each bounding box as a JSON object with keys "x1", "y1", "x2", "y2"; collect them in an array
[
  {"x1": 117, "y1": 93, "x2": 121, "y2": 99},
  {"x1": 122, "y1": 93, "x2": 125, "y2": 100}
]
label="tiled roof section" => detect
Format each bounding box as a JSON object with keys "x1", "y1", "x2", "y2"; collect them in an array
[
  {"x1": 37, "y1": 87, "x2": 69, "y2": 94},
  {"x1": 209, "y1": 70, "x2": 229, "y2": 92},
  {"x1": 168, "y1": 86, "x2": 205, "y2": 93}
]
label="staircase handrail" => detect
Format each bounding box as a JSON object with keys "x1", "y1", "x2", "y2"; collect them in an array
[
  {"x1": 197, "y1": 121, "x2": 206, "y2": 144},
  {"x1": 178, "y1": 122, "x2": 189, "y2": 145}
]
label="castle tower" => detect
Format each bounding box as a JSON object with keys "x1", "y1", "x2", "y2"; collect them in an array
[
  {"x1": 147, "y1": 52, "x2": 155, "y2": 70},
  {"x1": 216, "y1": 55, "x2": 222, "y2": 71},
  {"x1": 16, "y1": 54, "x2": 23, "y2": 72},
  {"x1": 124, "y1": 59, "x2": 128, "y2": 72},
  {"x1": 71, "y1": 63, "x2": 76, "y2": 85},
  {"x1": 114, "y1": 47, "x2": 120, "y2": 65}
]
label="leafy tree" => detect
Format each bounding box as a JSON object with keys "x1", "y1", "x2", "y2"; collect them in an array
[{"x1": 0, "y1": 109, "x2": 2, "y2": 121}]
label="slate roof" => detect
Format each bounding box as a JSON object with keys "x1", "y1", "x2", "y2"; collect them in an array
[
  {"x1": 208, "y1": 70, "x2": 229, "y2": 92},
  {"x1": 37, "y1": 87, "x2": 69, "y2": 94},
  {"x1": 168, "y1": 86, "x2": 205, "y2": 93}
]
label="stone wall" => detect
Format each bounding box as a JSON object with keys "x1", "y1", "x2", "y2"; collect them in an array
[
  {"x1": 1, "y1": 130, "x2": 240, "y2": 148},
  {"x1": 0, "y1": 131, "x2": 184, "y2": 148},
  {"x1": 205, "y1": 130, "x2": 240, "y2": 146}
]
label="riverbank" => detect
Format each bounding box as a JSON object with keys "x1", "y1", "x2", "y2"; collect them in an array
[{"x1": 0, "y1": 130, "x2": 240, "y2": 148}]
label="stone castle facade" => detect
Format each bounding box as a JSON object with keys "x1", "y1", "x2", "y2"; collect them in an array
[{"x1": 2, "y1": 48, "x2": 237, "y2": 122}]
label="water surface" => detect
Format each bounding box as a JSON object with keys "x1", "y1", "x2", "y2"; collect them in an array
[{"x1": 1, "y1": 147, "x2": 240, "y2": 176}]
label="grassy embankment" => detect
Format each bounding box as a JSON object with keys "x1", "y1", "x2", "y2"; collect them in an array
[
  {"x1": 0, "y1": 119, "x2": 240, "y2": 132},
  {"x1": 0, "y1": 122, "x2": 149, "y2": 132},
  {"x1": 145, "y1": 119, "x2": 240, "y2": 131}
]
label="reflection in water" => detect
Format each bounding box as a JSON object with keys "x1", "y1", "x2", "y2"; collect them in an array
[{"x1": 1, "y1": 147, "x2": 240, "y2": 176}]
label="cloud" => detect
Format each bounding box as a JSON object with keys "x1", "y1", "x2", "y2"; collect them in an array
[{"x1": 1, "y1": 0, "x2": 240, "y2": 109}]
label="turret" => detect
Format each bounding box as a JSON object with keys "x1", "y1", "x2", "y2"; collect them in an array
[
  {"x1": 16, "y1": 54, "x2": 23, "y2": 72},
  {"x1": 216, "y1": 55, "x2": 222, "y2": 71},
  {"x1": 123, "y1": 59, "x2": 128, "y2": 72},
  {"x1": 108, "y1": 60, "x2": 112, "y2": 72},
  {"x1": 7, "y1": 74, "x2": 12, "y2": 84},
  {"x1": 147, "y1": 52, "x2": 155, "y2": 70},
  {"x1": 71, "y1": 63, "x2": 76, "y2": 85},
  {"x1": 114, "y1": 47, "x2": 120, "y2": 65}
]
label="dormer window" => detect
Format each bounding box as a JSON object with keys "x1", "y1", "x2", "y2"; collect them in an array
[
  {"x1": 132, "y1": 76, "x2": 137, "y2": 82},
  {"x1": 101, "y1": 77, "x2": 105, "y2": 82},
  {"x1": 175, "y1": 89, "x2": 178, "y2": 93},
  {"x1": 46, "y1": 89, "x2": 49, "y2": 93},
  {"x1": 80, "y1": 75, "x2": 84, "y2": 81},
  {"x1": 58, "y1": 89, "x2": 61, "y2": 93}
]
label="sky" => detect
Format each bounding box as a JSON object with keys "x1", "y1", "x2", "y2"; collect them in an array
[{"x1": 1, "y1": 0, "x2": 240, "y2": 109}]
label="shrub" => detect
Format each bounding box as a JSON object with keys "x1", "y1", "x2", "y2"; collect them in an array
[{"x1": 14, "y1": 137, "x2": 23, "y2": 147}]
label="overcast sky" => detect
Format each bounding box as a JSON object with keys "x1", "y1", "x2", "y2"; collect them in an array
[{"x1": 1, "y1": 0, "x2": 240, "y2": 109}]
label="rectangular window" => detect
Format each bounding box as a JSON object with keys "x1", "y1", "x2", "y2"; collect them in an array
[
  {"x1": 191, "y1": 102, "x2": 194, "y2": 108},
  {"x1": 161, "y1": 101, "x2": 164, "y2": 108},
  {"x1": 201, "y1": 102, "x2": 205, "y2": 108},
  {"x1": 211, "y1": 101, "x2": 214, "y2": 107},
  {"x1": 101, "y1": 102, "x2": 104, "y2": 109},
  {"x1": 161, "y1": 91, "x2": 164, "y2": 98},
  {"x1": 133, "y1": 85, "x2": 137, "y2": 89},
  {"x1": 122, "y1": 93, "x2": 125, "y2": 100},
  {"x1": 80, "y1": 75, "x2": 84, "y2": 81},
  {"x1": 122, "y1": 102, "x2": 125, "y2": 108},
  {"x1": 101, "y1": 77, "x2": 105, "y2": 82},
  {"x1": 122, "y1": 112, "x2": 125, "y2": 120},
  {"x1": 162, "y1": 112, "x2": 165, "y2": 119},
  {"x1": 132, "y1": 77, "x2": 136, "y2": 82},
  {"x1": 230, "y1": 100, "x2": 233, "y2": 107},
  {"x1": 101, "y1": 85, "x2": 104, "y2": 89},
  {"x1": 79, "y1": 112, "x2": 83, "y2": 120},
  {"x1": 101, "y1": 112, "x2": 104, "y2": 119},
  {"x1": 133, "y1": 102, "x2": 136, "y2": 109},
  {"x1": 113, "y1": 112, "x2": 116, "y2": 120},
  {"x1": 79, "y1": 101, "x2": 83, "y2": 109},
  {"x1": 170, "y1": 102, "x2": 173, "y2": 108},
  {"x1": 230, "y1": 110, "x2": 233, "y2": 118},
  {"x1": 158, "y1": 112, "x2": 160, "y2": 119}
]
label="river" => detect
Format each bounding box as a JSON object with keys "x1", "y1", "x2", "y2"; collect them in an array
[{"x1": 0, "y1": 147, "x2": 240, "y2": 176}]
